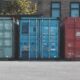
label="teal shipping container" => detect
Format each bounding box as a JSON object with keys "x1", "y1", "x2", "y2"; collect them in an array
[{"x1": 0, "y1": 17, "x2": 15, "y2": 59}]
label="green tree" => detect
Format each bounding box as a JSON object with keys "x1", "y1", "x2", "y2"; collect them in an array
[{"x1": 4, "y1": 0, "x2": 38, "y2": 15}]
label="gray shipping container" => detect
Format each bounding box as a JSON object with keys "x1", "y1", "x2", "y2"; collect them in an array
[{"x1": 0, "y1": 17, "x2": 15, "y2": 59}]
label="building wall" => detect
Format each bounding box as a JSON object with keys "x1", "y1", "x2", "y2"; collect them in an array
[
  {"x1": 1, "y1": 0, "x2": 80, "y2": 19},
  {"x1": 37, "y1": 0, "x2": 80, "y2": 19}
]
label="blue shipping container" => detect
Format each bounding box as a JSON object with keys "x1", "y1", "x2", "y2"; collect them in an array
[{"x1": 19, "y1": 17, "x2": 59, "y2": 60}]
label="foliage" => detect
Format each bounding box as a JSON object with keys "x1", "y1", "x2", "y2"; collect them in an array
[{"x1": 1, "y1": 0, "x2": 38, "y2": 15}]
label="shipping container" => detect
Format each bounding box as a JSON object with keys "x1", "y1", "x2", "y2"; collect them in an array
[
  {"x1": 19, "y1": 17, "x2": 60, "y2": 60},
  {"x1": 0, "y1": 17, "x2": 15, "y2": 59},
  {"x1": 63, "y1": 17, "x2": 80, "y2": 60}
]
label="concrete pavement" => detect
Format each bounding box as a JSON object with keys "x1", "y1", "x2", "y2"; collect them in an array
[{"x1": 0, "y1": 61, "x2": 80, "y2": 80}]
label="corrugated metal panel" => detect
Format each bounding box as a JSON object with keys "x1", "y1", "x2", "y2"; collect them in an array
[
  {"x1": 64, "y1": 18, "x2": 75, "y2": 59},
  {"x1": 64, "y1": 17, "x2": 80, "y2": 59},
  {"x1": 19, "y1": 17, "x2": 59, "y2": 60},
  {"x1": 75, "y1": 18, "x2": 80, "y2": 58},
  {"x1": 0, "y1": 17, "x2": 14, "y2": 59},
  {"x1": 40, "y1": 18, "x2": 59, "y2": 59},
  {"x1": 19, "y1": 18, "x2": 39, "y2": 59}
]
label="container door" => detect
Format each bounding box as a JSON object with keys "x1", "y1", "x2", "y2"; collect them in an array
[
  {"x1": 75, "y1": 28, "x2": 80, "y2": 58},
  {"x1": 65, "y1": 29, "x2": 75, "y2": 58},
  {"x1": 3, "y1": 20, "x2": 13, "y2": 58},
  {"x1": 64, "y1": 19, "x2": 75, "y2": 59},
  {"x1": 40, "y1": 19, "x2": 49, "y2": 59},
  {"x1": 29, "y1": 19, "x2": 38, "y2": 59},
  {"x1": 20, "y1": 18, "x2": 59, "y2": 60},
  {"x1": 20, "y1": 20, "x2": 29, "y2": 59},
  {"x1": 0, "y1": 21, "x2": 4, "y2": 58},
  {"x1": 0, "y1": 18, "x2": 13, "y2": 58},
  {"x1": 49, "y1": 20, "x2": 59, "y2": 58},
  {"x1": 20, "y1": 18, "x2": 39, "y2": 60}
]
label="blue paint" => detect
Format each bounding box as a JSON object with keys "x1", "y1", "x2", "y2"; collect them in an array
[{"x1": 19, "y1": 17, "x2": 59, "y2": 60}]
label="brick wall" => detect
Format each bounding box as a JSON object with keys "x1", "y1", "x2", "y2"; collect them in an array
[
  {"x1": 38, "y1": 0, "x2": 80, "y2": 20},
  {"x1": 1, "y1": 0, "x2": 80, "y2": 20}
]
